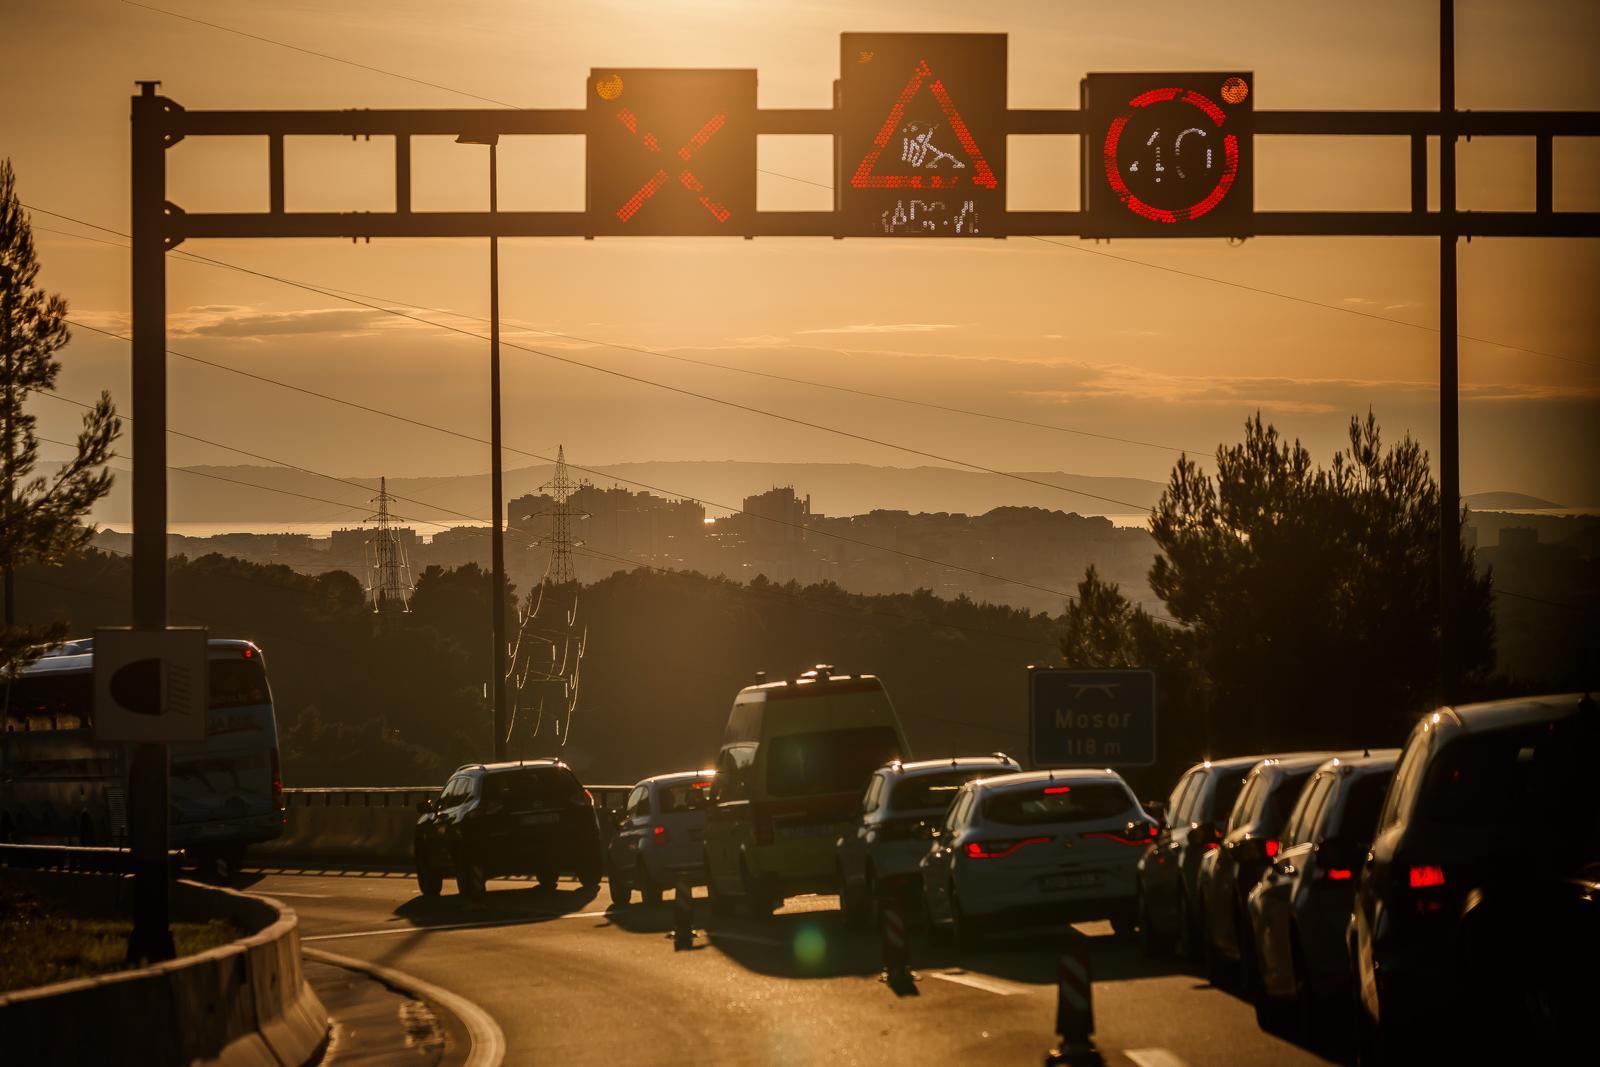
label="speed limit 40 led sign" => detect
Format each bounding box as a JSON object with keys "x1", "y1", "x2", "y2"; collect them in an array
[{"x1": 1082, "y1": 72, "x2": 1254, "y2": 237}]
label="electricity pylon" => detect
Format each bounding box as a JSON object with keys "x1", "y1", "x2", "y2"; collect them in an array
[
  {"x1": 539, "y1": 445, "x2": 579, "y2": 584},
  {"x1": 364, "y1": 476, "x2": 414, "y2": 612}
]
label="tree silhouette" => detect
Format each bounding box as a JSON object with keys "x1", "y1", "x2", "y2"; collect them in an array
[
  {"x1": 1, "y1": 159, "x2": 120, "y2": 675},
  {"x1": 1149, "y1": 411, "x2": 1493, "y2": 750}
]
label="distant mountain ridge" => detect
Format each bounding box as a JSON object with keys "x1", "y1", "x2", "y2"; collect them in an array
[
  {"x1": 1464, "y1": 491, "x2": 1563, "y2": 510},
  {"x1": 85, "y1": 460, "x2": 1170, "y2": 526}
]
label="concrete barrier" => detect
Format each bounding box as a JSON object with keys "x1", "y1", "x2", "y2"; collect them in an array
[
  {"x1": 252, "y1": 784, "x2": 635, "y2": 867},
  {"x1": 0, "y1": 870, "x2": 329, "y2": 1067}
]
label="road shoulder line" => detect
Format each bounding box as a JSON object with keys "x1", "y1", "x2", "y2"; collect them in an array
[{"x1": 304, "y1": 946, "x2": 506, "y2": 1067}]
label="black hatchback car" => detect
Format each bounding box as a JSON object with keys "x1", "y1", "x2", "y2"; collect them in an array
[
  {"x1": 1352, "y1": 695, "x2": 1597, "y2": 1063},
  {"x1": 414, "y1": 760, "x2": 605, "y2": 897},
  {"x1": 1199, "y1": 752, "x2": 1339, "y2": 985},
  {"x1": 1136, "y1": 755, "x2": 1267, "y2": 960}
]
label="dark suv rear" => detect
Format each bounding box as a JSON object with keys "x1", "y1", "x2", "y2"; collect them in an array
[
  {"x1": 414, "y1": 760, "x2": 604, "y2": 897},
  {"x1": 1352, "y1": 695, "x2": 1597, "y2": 1063}
]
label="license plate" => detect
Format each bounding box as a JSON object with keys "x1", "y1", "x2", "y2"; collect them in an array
[
  {"x1": 1042, "y1": 871, "x2": 1102, "y2": 892},
  {"x1": 519, "y1": 812, "x2": 560, "y2": 825},
  {"x1": 776, "y1": 823, "x2": 832, "y2": 840}
]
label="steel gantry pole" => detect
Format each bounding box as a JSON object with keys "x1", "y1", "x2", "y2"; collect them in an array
[
  {"x1": 128, "y1": 80, "x2": 175, "y2": 962},
  {"x1": 458, "y1": 132, "x2": 509, "y2": 760},
  {"x1": 1438, "y1": 0, "x2": 1462, "y2": 704}
]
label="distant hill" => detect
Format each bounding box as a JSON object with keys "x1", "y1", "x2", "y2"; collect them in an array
[
  {"x1": 1465, "y1": 491, "x2": 1563, "y2": 510},
  {"x1": 84, "y1": 460, "x2": 1168, "y2": 527}
]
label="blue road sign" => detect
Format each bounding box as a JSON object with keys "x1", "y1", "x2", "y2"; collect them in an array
[{"x1": 1029, "y1": 668, "x2": 1156, "y2": 768}]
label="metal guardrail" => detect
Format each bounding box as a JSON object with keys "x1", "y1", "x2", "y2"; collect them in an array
[
  {"x1": 0, "y1": 842, "x2": 182, "y2": 876},
  {"x1": 283, "y1": 785, "x2": 635, "y2": 809}
]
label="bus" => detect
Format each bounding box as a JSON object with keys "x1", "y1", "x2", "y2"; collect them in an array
[{"x1": 1, "y1": 637, "x2": 285, "y2": 868}]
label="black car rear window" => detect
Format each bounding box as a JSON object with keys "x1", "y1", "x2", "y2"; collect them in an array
[
  {"x1": 1333, "y1": 770, "x2": 1394, "y2": 841},
  {"x1": 1208, "y1": 770, "x2": 1248, "y2": 823},
  {"x1": 659, "y1": 780, "x2": 714, "y2": 813},
  {"x1": 891, "y1": 769, "x2": 995, "y2": 812},
  {"x1": 983, "y1": 783, "x2": 1134, "y2": 826},
  {"x1": 484, "y1": 767, "x2": 583, "y2": 808},
  {"x1": 1263, "y1": 769, "x2": 1316, "y2": 834},
  {"x1": 1422, "y1": 718, "x2": 1585, "y2": 828},
  {"x1": 766, "y1": 726, "x2": 901, "y2": 798}
]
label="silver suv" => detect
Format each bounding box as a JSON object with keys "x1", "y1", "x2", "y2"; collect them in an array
[{"x1": 836, "y1": 755, "x2": 1019, "y2": 923}]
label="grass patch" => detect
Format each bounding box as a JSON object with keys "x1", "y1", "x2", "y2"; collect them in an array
[{"x1": 0, "y1": 886, "x2": 244, "y2": 994}]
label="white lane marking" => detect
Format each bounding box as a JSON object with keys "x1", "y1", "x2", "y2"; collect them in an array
[
  {"x1": 1125, "y1": 1050, "x2": 1189, "y2": 1067},
  {"x1": 302, "y1": 911, "x2": 609, "y2": 942},
  {"x1": 926, "y1": 970, "x2": 1035, "y2": 997},
  {"x1": 305, "y1": 947, "x2": 505, "y2": 1067},
  {"x1": 255, "y1": 890, "x2": 330, "y2": 899}
]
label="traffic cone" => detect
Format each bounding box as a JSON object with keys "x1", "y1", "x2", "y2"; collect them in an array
[
  {"x1": 879, "y1": 902, "x2": 911, "y2": 985},
  {"x1": 673, "y1": 874, "x2": 694, "y2": 950},
  {"x1": 1045, "y1": 942, "x2": 1094, "y2": 1064}
]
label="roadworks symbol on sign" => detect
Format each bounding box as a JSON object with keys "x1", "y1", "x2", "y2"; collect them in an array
[{"x1": 850, "y1": 59, "x2": 998, "y2": 191}]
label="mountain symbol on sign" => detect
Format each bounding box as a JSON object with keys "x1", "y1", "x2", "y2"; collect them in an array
[{"x1": 851, "y1": 59, "x2": 997, "y2": 192}]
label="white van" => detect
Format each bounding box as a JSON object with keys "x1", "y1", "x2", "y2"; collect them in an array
[{"x1": 703, "y1": 666, "x2": 909, "y2": 916}]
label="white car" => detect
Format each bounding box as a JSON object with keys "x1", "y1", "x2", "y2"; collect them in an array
[
  {"x1": 920, "y1": 769, "x2": 1158, "y2": 949},
  {"x1": 836, "y1": 755, "x2": 1020, "y2": 923},
  {"x1": 606, "y1": 770, "x2": 715, "y2": 905}
]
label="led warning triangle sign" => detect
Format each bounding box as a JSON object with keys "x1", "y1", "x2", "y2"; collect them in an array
[{"x1": 850, "y1": 59, "x2": 998, "y2": 191}]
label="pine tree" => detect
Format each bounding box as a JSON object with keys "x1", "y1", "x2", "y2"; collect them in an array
[{"x1": 1, "y1": 158, "x2": 121, "y2": 674}]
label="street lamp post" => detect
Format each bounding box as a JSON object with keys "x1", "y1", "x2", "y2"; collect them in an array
[{"x1": 458, "y1": 133, "x2": 508, "y2": 760}]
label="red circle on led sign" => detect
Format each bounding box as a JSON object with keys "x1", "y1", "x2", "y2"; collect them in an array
[{"x1": 1102, "y1": 87, "x2": 1240, "y2": 224}]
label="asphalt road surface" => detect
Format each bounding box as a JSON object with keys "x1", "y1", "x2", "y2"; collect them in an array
[{"x1": 245, "y1": 867, "x2": 1350, "y2": 1067}]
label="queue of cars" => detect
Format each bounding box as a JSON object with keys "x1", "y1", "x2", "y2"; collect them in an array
[
  {"x1": 409, "y1": 672, "x2": 1594, "y2": 1060},
  {"x1": 1138, "y1": 692, "x2": 1594, "y2": 1061}
]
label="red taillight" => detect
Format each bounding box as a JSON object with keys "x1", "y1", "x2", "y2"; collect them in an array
[
  {"x1": 243, "y1": 647, "x2": 253, "y2": 658},
  {"x1": 1326, "y1": 868, "x2": 1354, "y2": 881},
  {"x1": 1043, "y1": 785, "x2": 1072, "y2": 795},
  {"x1": 1204, "y1": 842, "x2": 1220, "y2": 851},
  {"x1": 1409, "y1": 865, "x2": 1445, "y2": 889},
  {"x1": 1082, "y1": 826, "x2": 1158, "y2": 847},
  {"x1": 965, "y1": 836, "x2": 1050, "y2": 860},
  {"x1": 653, "y1": 825, "x2": 667, "y2": 843},
  {"x1": 1265, "y1": 839, "x2": 1279, "y2": 859},
  {"x1": 270, "y1": 749, "x2": 284, "y2": 812}
]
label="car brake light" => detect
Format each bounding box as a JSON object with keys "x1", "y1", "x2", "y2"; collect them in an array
[
  {"x1": 965, "y1": 836, "x2": 1050, "y2": 859},
  {"x1": 1204, "y1": 841, "x2": 1219, "y2": 851},
  {"x1": 1081, "y1": 825, "x2": 1158, "y2": 851},
  {"x1": 1326, "y1": 868, "x2": 1354, "y2": 881},
  {"x1": 654, "y1": 825, "x2": 667, "y2": 843},
  {"x1": 1043, "y1": 785, "x2": 1072, "y2": 795},
  {"x1": 270, "y1": 749, "x2": 284, "y2": 812},
  {"x1": 1409, "y1": 865, "x2": 1445, "y2": 888},
  {"x1": 243, "y1": 647, "x2": 253, "y2": 658},
  {"x1": 1265, "y1": 839, "x2": 1279, "y2": 859}
]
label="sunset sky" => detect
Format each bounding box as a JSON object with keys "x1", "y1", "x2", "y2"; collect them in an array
[{"x1": 5, "y1": 0, "x2": 1597, "y2": 516}]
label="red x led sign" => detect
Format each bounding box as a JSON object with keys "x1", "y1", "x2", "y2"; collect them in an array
[
  {"x1": 1081, "y1": 73, "x2": 1254, "y2": 237},
  {"x1": 838, "y1": 33, "x2": 1007, "y2": 237},
  {"x1": 587, "y1": 69, "x2": 757, "y2": 236}
]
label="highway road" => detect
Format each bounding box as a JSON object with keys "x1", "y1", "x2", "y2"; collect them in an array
[{"x1": 246, "y1": 867, "x2": 1349, "y2": 1067}]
